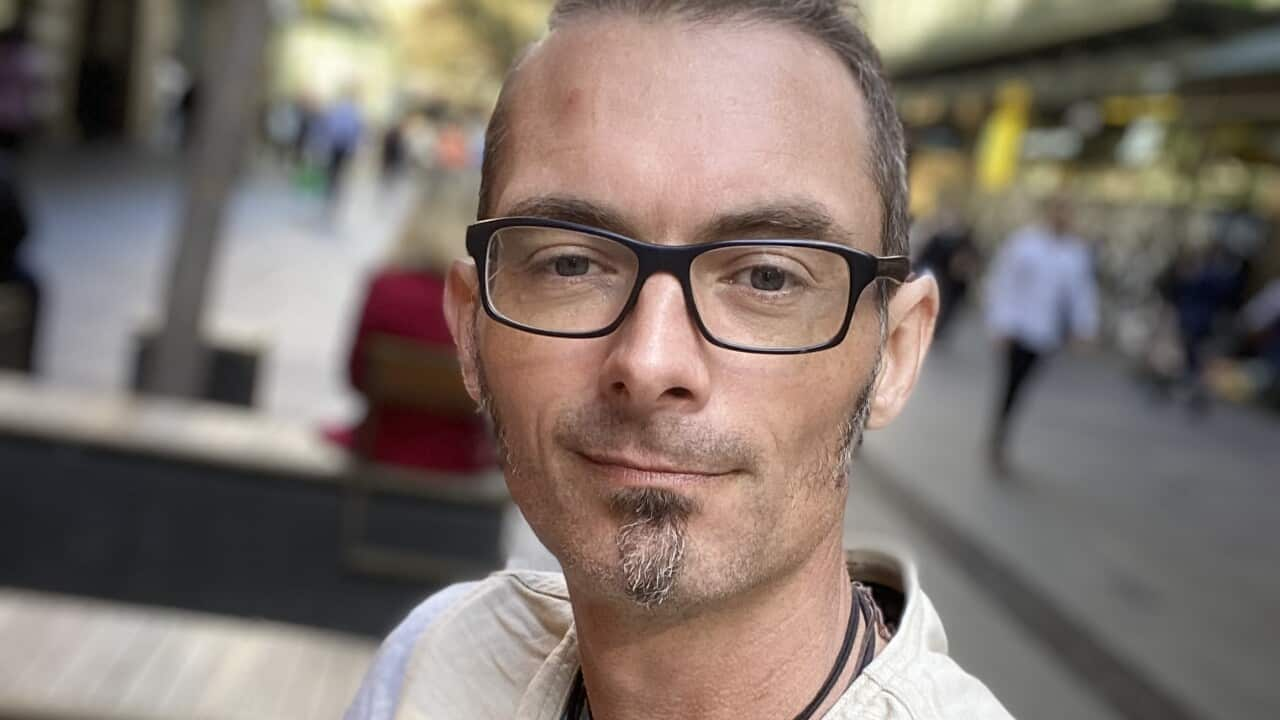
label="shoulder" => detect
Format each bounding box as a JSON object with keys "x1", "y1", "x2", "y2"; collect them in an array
[
  {"x1": 345, "y1": 581, "x2": 482, "y2": 720},
  {"x1": 836, "y1": 548, "x2": 1014, "y2": 720},
  {"x1": 345, "y1": 571, "x2": 572, "y2": 720},
  {"x1": 846, "y1": 589, "x2": 1013, "y2": 719}
]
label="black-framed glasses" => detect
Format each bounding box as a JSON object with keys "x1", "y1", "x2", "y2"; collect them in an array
[{"x1": 465, "y1": 217, "x2": 911, "y2": 355}]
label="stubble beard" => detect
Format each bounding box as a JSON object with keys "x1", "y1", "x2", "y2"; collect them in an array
[{"x1": 471, "y1": 331, "x2": 880, "y2": 611}]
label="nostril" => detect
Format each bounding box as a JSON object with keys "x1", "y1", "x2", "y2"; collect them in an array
[
  {"x1": 664, "y1": 387, "x2": 693, "y2": 400},
  {"x1": 610, "y1": 381, "x2": 628, "y2": 397}
]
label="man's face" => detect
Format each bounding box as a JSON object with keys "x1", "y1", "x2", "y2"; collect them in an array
[{"x1": 454, "y1": 17, "x2": 888, "y2": 611}]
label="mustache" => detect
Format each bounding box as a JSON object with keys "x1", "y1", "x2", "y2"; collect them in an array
[{"x1": 553, "y1": 403, "x2": 761, "y2": 475}]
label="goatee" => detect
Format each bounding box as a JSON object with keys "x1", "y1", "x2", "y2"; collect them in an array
[{"x1": 609, "y1": 487, "x2": 697, "y2": 608}]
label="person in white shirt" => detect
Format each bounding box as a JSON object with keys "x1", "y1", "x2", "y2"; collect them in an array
[
  {"x1": 984, "y1": 198, "x2": 1100, "y2": 473},
  {"x1": 348, "y1": 2, "x2": 1013, "y2": 718}
]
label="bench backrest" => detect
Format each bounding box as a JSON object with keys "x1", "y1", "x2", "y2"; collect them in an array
[{"x1": 360, "y1": 333, "x2": 477, "y2": 417}]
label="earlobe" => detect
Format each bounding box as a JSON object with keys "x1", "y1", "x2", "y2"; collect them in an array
[
  {"x1": 444, "y1": 258, "x2": 484, "y2": 404},
  {"x1": 866, "y1": 276, "x2": 939, "y2": 429}
]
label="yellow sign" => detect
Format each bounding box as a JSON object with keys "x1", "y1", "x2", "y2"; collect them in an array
[{"x1": 976, "y1": 83, "x2": 1031, "y2": 191}]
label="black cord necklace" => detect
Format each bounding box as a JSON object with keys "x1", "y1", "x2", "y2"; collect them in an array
[{"x1": 561, "y1": 582, "x2": 863, "y2": 720}]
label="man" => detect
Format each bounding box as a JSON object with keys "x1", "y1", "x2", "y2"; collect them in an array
[
  {"x1": 349, "y1": 2, "x2": 1011, "y2": 718},
  {"x1": 985, "y1": 198, "x2": 1099, "y2": 473},
  {"x1": 321, "y1": 88, "x2": 364, "y2": 206}
]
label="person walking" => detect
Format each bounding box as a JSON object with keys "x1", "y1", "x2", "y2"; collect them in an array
[
  {"x1": 320, "y1": 89, "x2": 364, "y2": 208},
  {"x1": 985, "y1": 197, "x2": 1099, "y2": 474},
  {"x1": 1166, "y1": 243, "x2": 1248, "y2": 415}
]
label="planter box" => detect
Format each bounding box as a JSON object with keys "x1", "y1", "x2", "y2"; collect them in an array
[{"x1": 131, "y1": 329, "x2": 263, "y2": 407}]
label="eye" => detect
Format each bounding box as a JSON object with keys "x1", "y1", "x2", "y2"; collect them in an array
[
  {"x1": 748, "y1": 265, "x2": 787, "y2": 291},
  {"x1": 729, "y1": 263, "x2": 800, "y2": 292},
  {"x1": 554, "y1": 255, "x2": 591, "y2": 277}
]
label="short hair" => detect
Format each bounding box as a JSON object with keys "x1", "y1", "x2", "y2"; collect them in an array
[{"x1": 477, "y1": 0, "x2": 908, "y2": 258}]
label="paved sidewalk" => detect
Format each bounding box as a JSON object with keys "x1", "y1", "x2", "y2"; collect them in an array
[
  {"x1": 847, "y1": 479, "x2": 1124, "y2": 720},
  {"x1": 21, "y1": 148, "x2": 433, "y2": 427},
  {"x1": 861, "y1": 310, "x2": 1279, "y2": 720}
]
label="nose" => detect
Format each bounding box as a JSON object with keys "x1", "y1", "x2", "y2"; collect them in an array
[{"x1": 598, "y1": 273, "x2": 711, "y2": 417}]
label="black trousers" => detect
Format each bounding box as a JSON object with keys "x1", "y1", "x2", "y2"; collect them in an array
[
  {"x1": 326, "y1": 146, "x2": 353, "y2": 203},
  {"x1": 993, "y1": 339, "x2": 1042, "y2": 452}
]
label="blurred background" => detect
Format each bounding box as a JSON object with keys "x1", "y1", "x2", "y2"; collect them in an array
[{"x1": 0, "y1": 0, "x2": 1276, "y2": 718}]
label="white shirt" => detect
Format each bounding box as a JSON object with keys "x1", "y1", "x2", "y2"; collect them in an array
[
  {"x1": 985, "y1": 225, "x2": 1099, "y2": 353},
  {"x1": 345, "y1": 547, "x2": 1013, "y2": 720}
]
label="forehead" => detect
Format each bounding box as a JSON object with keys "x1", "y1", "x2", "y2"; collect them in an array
[{"x1": 492, "y1": 15, "x2": 881, "y2": 249}]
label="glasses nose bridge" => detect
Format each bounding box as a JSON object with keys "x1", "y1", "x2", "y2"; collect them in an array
[{"x1": 625, "y1": 244, "x2": 702, "y2": 330}]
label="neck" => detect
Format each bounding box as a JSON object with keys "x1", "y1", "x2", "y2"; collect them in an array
[{"x1": 568, "y1": 533, "x2": 860, "y2": 720}]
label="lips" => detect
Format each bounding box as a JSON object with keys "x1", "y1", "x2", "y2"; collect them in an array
[{"x1": 576, "y1": 451, "x2": 732, "y2": 484}]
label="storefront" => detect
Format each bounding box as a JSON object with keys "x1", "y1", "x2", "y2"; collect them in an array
[{"x1": 867, "y1": 0, "x2": 1280, "y2": 404}]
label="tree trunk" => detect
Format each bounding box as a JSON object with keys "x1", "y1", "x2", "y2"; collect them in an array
[{"x1": 144, "y1": 0, "x2": 272, "y2": 399}]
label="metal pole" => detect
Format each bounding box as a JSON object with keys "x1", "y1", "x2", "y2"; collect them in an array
[{"x1": 144, "y1": 0, "x2": 272, "y2": 398}]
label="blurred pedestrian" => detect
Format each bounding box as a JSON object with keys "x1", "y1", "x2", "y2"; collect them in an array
[
  {"x1": 985, "y1": 197, "x2": 1099, "y2": 474},
  {"x1": 292, "y1": 92, "x2": 320, "y2": 167},
  {"x1": 1162, "y1": 243, "x2": 1249, "y2": 415},
  {"x1": 0, "y1": 158, "x2": 36, "y2": 373},
  {"x1": 263, "y1": 97, "x2": 303, "y2": 165},
  {"x1": 916, "y1": 206, "x2": 978, "y2": 343},
  {"x1": 380, "y1": 116, "x2": 408, "y2": 182},
  {"x1": 324, "y1": 195, "x2": 493, "y2": 473},
  {"x1": 433, "y1": 121, "x2": 469, "y2": 172},
  {"x1": 402, "y1": 113, "x2": 438, "y2": 171},
  {"x1": 319, "y1": 89, "x2": 364, "y2": 206}
]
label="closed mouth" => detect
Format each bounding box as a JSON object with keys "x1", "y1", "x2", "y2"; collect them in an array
[{"x1": 576, "y1": 451, "x2": 732, "y2": 480}]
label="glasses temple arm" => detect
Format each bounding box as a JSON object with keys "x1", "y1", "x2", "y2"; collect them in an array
[{"x1": 875, "y1": 256, "x2": 912, "y2": 284}]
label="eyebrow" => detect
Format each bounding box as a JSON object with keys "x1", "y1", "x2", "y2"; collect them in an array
[
  {"x1": 693, "y1": 200, "x2": 856, "y2": 246},
  {"x1": 501, "y1": 195, "x2": 858, "y2": 247},
  {"x1": 503, "y1": 195, "x2": 643, "y2": 240}
]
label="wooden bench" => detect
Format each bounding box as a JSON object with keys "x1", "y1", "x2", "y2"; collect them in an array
[{"x1": 0, "y1": 587, "x2": 376, "y2": 720}]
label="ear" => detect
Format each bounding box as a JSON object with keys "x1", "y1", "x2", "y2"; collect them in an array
[
  {"x1": 444, "y1": 258, "x2": 484, "y2": 404},
  {"x1": 867, "y1": 275, "x2": 939, "y2": 429}
]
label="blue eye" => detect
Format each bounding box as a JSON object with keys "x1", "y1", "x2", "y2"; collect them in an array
[
  {"x1": 729, "y1": 264, "x2": 796, "y2": 292},
  {"x1": 554, "y1": 255, "x2": 591, "y2": 277},
  {"x1": 749, "y1": 266, "x2": 787, "y2": 291}
]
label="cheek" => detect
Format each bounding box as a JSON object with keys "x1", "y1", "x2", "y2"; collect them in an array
[
  {"x1": 480, "y1": 322, "x2": 602, "y2": 467},
  {"x1": 480, "y1": 326, "x2": 611, "y2": 546},
  {"x1": 715, "y1": 341, "x2": 874, "y2": 462}
]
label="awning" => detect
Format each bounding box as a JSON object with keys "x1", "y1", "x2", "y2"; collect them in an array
[
  {"x1": 1184, "y1": 25, "x2": 1280, "y2": 80},
  {"x1": 866, "y1": 0, "x2": 1278, "y2": 79},
  {"x1": 865, "y1": 0, "x2": 1175, "y2": 76}
]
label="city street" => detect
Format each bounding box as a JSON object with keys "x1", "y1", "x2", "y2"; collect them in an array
[
  {"x1": 14, "y1": 150, "x2": 1279, "y2": 719},
  {"x1": 861, "y1": 313, "x2": 1279, "y2": 720}
]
